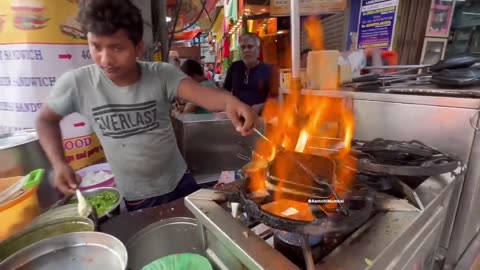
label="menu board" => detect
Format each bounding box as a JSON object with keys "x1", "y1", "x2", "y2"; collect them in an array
[
  {"x1": 0, "y1": 0, "x2": 105, "y2": 170},
  {"x1": 357, "y1": 0, "x2": 398, "y2": 49}
]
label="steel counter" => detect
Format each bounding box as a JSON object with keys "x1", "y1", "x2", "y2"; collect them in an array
[
  {"x1": 281, "y1": 88, "x2": 480, "y2": 269},
  {"x1": 185, "y1": 172, "x2": 458, "y2": 270},
  {"x1": 171, "y1": 113, "x2": 260, "y2": 184}
]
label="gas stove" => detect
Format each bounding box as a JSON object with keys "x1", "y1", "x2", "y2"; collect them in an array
[
  {"x1": 186, "y1": 174, "x2": 456, "y2": 270},
  {"x1": 185, "y1": 139, "x2": 462, "y2": 270}
]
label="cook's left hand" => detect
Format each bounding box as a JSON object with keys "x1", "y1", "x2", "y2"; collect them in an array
[{"x1": 225, "y1": 97, "x2": 256, "y2": 136}]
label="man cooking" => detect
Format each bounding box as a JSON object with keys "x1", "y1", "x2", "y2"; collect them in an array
[
  {"x1": 223, "y1": 33, "x2": 278, "y2": 115},
  {"x1": 35, "y1": 0, "x2": 256, "y2": 211}
]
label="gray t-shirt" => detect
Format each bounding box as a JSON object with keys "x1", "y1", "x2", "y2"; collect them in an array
[{"x1": 47, "y1": 62, "x2": 189, "y2": 200}]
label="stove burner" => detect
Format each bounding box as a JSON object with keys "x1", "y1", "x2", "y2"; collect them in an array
[
  {"x1": 357, "y1": 172, "x2": 393, "y2": 191},
  {"x1": 353, "y1": 139, "x2": 460, "y2": 176},
  {"x1": 228, "y1": 183, "x2": 375, "y2": 236},
  {"x1": 274, "y1": 232, "x2": 321, "y2": 270},
  {"x1": 275, "y1": 231, "x2": 323, "y2": 247},
  {"x1": 227, "y1": 149, "x2": 377, "y2": 270},
  {"x1": 273, "y1": 231, "x2": 354, "y2": 269}
]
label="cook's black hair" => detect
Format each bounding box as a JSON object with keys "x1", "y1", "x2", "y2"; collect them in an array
[
  {"x1": 180, "y1": 59, "x2": 204, "y2": 77},
  {"x1": 78, "y1": 0, "x2": 143, "y2": 45}
]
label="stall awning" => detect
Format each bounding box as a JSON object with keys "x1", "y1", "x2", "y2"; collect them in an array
[
  {"x1": 167, "y1": 0, "x2": 221, "y2": 31},
  {"x1": 174, "y1": 28, "x2": 202, "y2": 40}
]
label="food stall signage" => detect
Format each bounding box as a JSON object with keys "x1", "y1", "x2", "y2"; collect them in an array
[
  {"x1": 357, "y1": 0, "x2": 399, "y2": 49},
  {"x1": 0, "y1": 0, "x2": 105, "y2": 169}
]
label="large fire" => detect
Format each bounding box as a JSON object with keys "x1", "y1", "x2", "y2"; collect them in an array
[{"x1": 247, "y1": 16, "x2": 356, "y2": 221}]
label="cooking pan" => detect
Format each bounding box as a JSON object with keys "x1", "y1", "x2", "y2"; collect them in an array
[
  {"x1": 430, "y1": 67, "x2": 480, "y2": 87},
  {"x1": 429, "y1": 55, "x2": 480, "y2": 72},
  {"x1": 363, "y1": 55, "x2": 480, "y2": 74},
  {"x1": 239, "y1": 149, "x2": 353, "y2": 216},
  {"x1": 349, "y1": 55, "x2": 480, "y2": 91},
  {"x1": 237, "y1": 150, "x2": 337, "y2": 200}
]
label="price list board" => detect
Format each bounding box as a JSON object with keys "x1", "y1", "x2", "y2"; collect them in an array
[
  {"x1": 0, "y1": 0, "x2": 105, "y2": 170},
  {"x1": 357, "y1": 0, "x2": 398, "y2": 49}
]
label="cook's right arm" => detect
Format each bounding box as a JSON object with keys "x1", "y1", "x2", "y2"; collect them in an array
[
  {"x1": 36, "y1": 106, "x2": 67, "y2": 168},
  {"x1": 36, "y1": 71, "x2": 80, "y2": 194}
]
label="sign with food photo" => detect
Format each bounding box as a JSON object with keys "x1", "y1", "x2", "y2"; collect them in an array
[
  {"x1": 61, "y1": 16, "x2": 86, "y2": 40},
  {"x1": 0, "y1": 15, "x2": 6, "y2": 33},
  {"x1": 11, "y1": 0, "x2": 49, "y2": 30},
  {"x1": 0, "y1": 0, "x2": 87, "y2": 44}
]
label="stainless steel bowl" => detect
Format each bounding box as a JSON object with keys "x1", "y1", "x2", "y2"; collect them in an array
[
  {"x1": 0, "y1": 129, "x2": 50, "y2": 177},
  {"x1": 126, "y1": 217, "x2": 204, "y2": 269},
  {"x1": 0, "y1": 232, "x2": 128, "y2": 270},
  {"x1": 0, "y1": 216, "x2": 94, "y2": 261},
  {"x1": 70, "y1": 187, "x2": 122, "y2": 221}
]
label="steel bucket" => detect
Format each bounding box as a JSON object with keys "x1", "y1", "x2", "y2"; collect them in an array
[{"x1": 0, "y1": 129, "x2": 58, "y2": 208}]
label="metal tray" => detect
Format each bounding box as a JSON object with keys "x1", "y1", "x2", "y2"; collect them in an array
[
  {"x1": 0, "y1": 232, "x2": 127, "y2": 270},
  {"x1": 126, "y1": 217, "x2": 203, "y2": 270},
  {"x1": 0, "y1": 216, "x2": 94, "y2": 261}
]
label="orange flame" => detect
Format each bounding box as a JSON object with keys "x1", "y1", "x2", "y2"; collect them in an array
[
  {"x1": 304, "y1": 16, "x2": 324, "y2": 50},
  {"x1": 246, "y1": 16, "x2": 356, "y2": 220}
]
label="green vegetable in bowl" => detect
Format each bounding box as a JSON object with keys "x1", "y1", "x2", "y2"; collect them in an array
[
  {"x1": 87, "y1": 191, "x2": 119, "y2": 216},
  {"x1": 70, "y1": 191, "x2": 119, "y2": 217}
]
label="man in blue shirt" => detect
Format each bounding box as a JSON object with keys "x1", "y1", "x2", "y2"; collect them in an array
[{"x1": 223, "y1": 33, "x2": 278, "y2": 114}]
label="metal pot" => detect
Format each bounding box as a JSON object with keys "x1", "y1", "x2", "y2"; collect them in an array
[
  {"x1": 126, "y1": 217, "x2": 204, "y2": 270},
  {"x1": 0, "y1": 129, "x2": 58, "y2": 208},
  {"x1": 0, "y1": 129, "x2": 49, "y2": 177}
]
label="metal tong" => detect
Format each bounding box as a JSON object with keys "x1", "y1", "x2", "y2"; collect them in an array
[
  {"x1": 345, "y1": 74, "x2": 429, "y2": 91},
  {"x1": 252, "y1": 128, "x2": 349, "y2": 216}
]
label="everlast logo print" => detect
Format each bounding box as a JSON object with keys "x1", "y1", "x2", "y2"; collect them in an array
[{"x1": 92, "y1": 101, "x2": 158, "y2": 139}]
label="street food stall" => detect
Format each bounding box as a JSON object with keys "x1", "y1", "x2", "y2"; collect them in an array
[
  {"x1": 179, "y1": 89, "x2": 478, "y2": 270},
  {"x1": 111, "y1": 1, "x2": 478, "y2": 269},
  {"x1": 3, "y1": 86, "x2": 474, "y2": 270},
  {"x1": 2, "y1": 1, "x2": 480, "y2": 270}
]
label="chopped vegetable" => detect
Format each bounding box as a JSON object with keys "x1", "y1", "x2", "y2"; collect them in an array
[
  {"x1": 365, "y1": 258, "x2": 373, "y2": 266},
  {"x1": 70, "y1": 191, "x2": 119, "y2": 217}
]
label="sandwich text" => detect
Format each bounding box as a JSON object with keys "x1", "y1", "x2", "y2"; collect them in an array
[
  {"x1": 0, "y1": 50, "x2": 44, "y2": 61},
  {"x1": 0, "y1": 76, "x2": 56, "y2": 87},
  {"x1": 0, "y1": 102, "x2": 43, "y2": 112}
]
